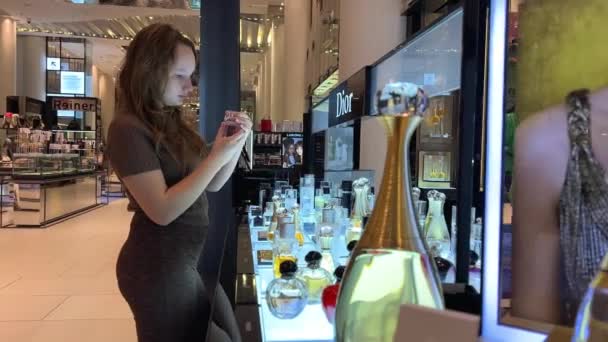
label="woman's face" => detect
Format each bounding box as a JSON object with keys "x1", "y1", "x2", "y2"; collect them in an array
[
  {"x1": 296, "y1": 145, "x2": 303, "y2": 156},
  {"x1": 162, "y1": 43, "x2": 196, "y2": 107},
  {"x1": 288, "y1": 145, "x2": 295, "y2": 154}
]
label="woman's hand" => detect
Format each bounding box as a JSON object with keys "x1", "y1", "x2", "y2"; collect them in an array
[
  {"x1": 209, "y1": 122, "x2": 247, "y2": 165},
  {"x1": 227, "y1": 112, "x2": 253, "y2": 135}
]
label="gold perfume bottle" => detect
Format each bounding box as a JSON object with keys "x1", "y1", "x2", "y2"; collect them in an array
[
  {"x1": 335, "y1": 85, "x2": 443, "y2": 342},
  {"x1": 572, "y1": 253, "x2": 608, "y2": 342}
]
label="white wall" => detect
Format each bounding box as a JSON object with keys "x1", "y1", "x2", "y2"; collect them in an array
[
  {"x1": 0, "y1": 18, "x2": 17, "y2": 115},
  {"x1": 270, "y1": 24, "x2": 286, "y2": 123},
  {"x1": 16, "y1": 36, "x2": 46, "y2": 102},
  {"x1": 91, "y1": 65, "x2": 100, "y2": 98},
  {"x1": 284, "y1": 0, "x2": 310, "y2": 122},
  {"x1": 97, "y1": 70, "x2": 116, "y2": 141},
  {"x1": 339, "y1": 0, "x2": 407, "y2": 191}
]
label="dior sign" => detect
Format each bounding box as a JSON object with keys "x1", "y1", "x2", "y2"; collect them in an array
[
  {"x1": 336, "y1": 90, "x2": 354, "y2": 118},
  {"x1": 326, "y1": 66, "x2": 369, "y2": 127}
]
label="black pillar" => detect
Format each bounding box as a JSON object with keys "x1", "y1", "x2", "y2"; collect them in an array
[
  {"x1": 455, "y1": 0, "x2": 488, "y2": 284},
  {"x1": 198, "y1": 0, "x2": 240, "y2": 338}
]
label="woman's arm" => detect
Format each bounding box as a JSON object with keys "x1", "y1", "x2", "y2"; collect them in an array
[
  {"x1": 207, "y1": 113, "x2": 252, "y2": 192},
  {"x1": 510, "y1": 111, "x2": 568, "y2": 324},
  {"x1": 121, "y1": 154, "x2": 224, "y2": 226},
  {"x1": 110, "y1": 119, "x2": 246, "y2": 226},
  {"x1": 207, "y1": 143, "x2": 244, "y2": 192}
]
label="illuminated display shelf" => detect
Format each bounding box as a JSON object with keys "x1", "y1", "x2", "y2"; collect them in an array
[
  {"x1": 248, "y1": 224, "x2": 347, "y2": 342},
  {"x1": 247, "y1": 219, "x2": 481, "y2": 342}
]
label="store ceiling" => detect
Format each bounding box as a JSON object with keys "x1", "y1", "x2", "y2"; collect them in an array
[{"x1": 1, "y1": 0, "x2": 282, "y2": 91}]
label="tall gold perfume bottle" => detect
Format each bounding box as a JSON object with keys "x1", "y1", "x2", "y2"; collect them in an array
[
  {"x1": 334, "y1": 85, "x2": 444, "y2": 342},
  {"x1": 572, "y1": 253, "x2": 608, "y2": 342}
]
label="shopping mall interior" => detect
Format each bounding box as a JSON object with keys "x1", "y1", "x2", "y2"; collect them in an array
[{"x1": 0, "y1": 0, "x2": 606, "y2": 341}]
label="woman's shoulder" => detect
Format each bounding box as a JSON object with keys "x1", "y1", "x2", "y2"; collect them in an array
[
  {"x1": 517, "y1": 104, "x2": 569, "y2": 153},
  {"x1": 515, "y1": 104, "x2": 570, "y2": 188},
  {"x1": 108, "y1": 114, "x2": 152, "y2": 137}
]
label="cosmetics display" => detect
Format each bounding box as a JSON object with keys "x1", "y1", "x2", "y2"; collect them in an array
[{"x1": 252, "y1": 131, "x2": 304, "y2": 169}]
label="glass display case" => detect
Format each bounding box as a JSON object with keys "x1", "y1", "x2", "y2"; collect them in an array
[
  {"x1": 369, "y1": 8, "x2": 463, "y2": 191},
  {"x1": 11, "y1": 153, "x2": 96, "y2": 179}
]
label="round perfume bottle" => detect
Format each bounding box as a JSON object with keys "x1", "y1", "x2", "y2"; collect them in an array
[
  {"x1": 266, "y1": 260, "x2": 308, "y2": 319},
  {"x1": 297, "y1": 251, "x2": 335, "y2": 304}
]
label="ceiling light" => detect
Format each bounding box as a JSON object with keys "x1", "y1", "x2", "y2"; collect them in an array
[{"x1": 148, "y1": 16, "x2": 153, "y2": 20}]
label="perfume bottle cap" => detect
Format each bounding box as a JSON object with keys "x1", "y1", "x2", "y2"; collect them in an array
[
  {"x1": 305, "y1": 251, "x2": 323, "y2": 266},
  {"x1": 347, "y1": 240, "x2": 358, "y2": 252},
  {"x1": 279, "y1": 222, "x2": 296, "y2": 239},
  {"x1": 334, "y1": 266, "x2": 346, "y2": 282},
  {"x1": 280, "y1": 260, "x2": 298, "y2": 276}
]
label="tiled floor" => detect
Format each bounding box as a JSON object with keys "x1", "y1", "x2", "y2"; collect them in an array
[{"x1": 0, "y1": 199, "x2": 137, "y2": 342}]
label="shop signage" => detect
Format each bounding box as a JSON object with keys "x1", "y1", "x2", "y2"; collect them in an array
[
  {"x1": 47, "y1": 58, "x2": 60, "y2": 71},
  {"x1": 336, "y1": 90, "x2": 354, "y2": 118},
  {"x1": 328, "y1": 67, "x2": 369, "y2": 127},
  {"x1": 49, "y1": 97, "x2": 98, "y2": 112}
]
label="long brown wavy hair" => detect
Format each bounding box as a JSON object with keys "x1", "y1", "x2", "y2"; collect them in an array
[{"x1": 117, "y1": 23, "x2": 206, "y2": 172}]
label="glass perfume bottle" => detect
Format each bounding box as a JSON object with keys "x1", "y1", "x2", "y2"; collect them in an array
[
  {"x1": 284, "y1": 189, "x2": 298, "y2": 210},
  {"x1": 297, "y1": 251, "x2": 334, "y2": 304},
  {"x1": 272, "y1": 222, "x2": 299, "y2": 278},
  {"x1": 423, "y1": 190, "x2": 452, "y2": 261},
  {"x1": 269, "y1": 196, "x2": 286, "y2": 238},
  {"x1": 266, "y1": 260, "x2": 308, "y2": 319},
  {"x1": 268, "y1": 210, "x2": 289, "y2": 241},
  {"x1": 263, "y1": 201, "x2": 274, "y2": 227},
  {"x1": 366, "y1": 186, "x2": 375, "y2": 217},
  {"x1": 314, "y1": 189, "x2": 326, "y2": 210},
  {"x1": 341, "y1": 180, "x2": 353, "y2": 218},
  {"x1": 572, "y1": 253, "x2": 608, "y2": 342},
  {"x1": 345, "y1": 218, "x2": 363, "y2": 246},
  {"x1": 335, "y1": 86, "x2": 443, "y2": 342},
  {"x1": 450, "y1": 205, "x2": 458, "y2": 263},
  {"x1": 300, "y1": 174, "x2": 315, "y2": 214},
  {"x1": 322, "y1": 265, "x2": 346, "y2": 324},
  {"x1": 412, "y1": 187, "x2": 421, "y2": 204},
  {"x1": 291, "y1": 204, "x2": 305, "y2": 246},
  {"x1": 352, "y1": 178, "x2": 370, "y2": 220},
  {"x1": 318, "y1": 208, "x2": 337, "y2": 274},
  {"x1": 470, "y1": 217, "x2": 482, "y2": 269}
]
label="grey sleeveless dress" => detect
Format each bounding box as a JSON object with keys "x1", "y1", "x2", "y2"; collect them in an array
[{"x1": 559, "y1": 89, "x2": 608, "y2": 324}]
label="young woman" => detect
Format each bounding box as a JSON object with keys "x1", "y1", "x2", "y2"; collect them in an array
[
  {"x1": 512, "y1": 88, "x2": 608, "y2": 325},
  {"x1": 106, "y1": 24, "x2": 250, "y2": 341}
]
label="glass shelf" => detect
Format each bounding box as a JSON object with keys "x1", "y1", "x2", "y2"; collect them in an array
[{"x1": 249, "y1": 224, "x2": 350, "y2": 342}]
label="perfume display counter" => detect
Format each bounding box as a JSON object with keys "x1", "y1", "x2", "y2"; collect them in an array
[
  {"x1": 236, "y1": 219, "x2": 482, "y2": 342},
  {"x1": 0, "y1": 170, "x2": 105, "y2": 227},
  {"x1": 237, "y1": 220, "x2": 344, "y2": 342}
]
